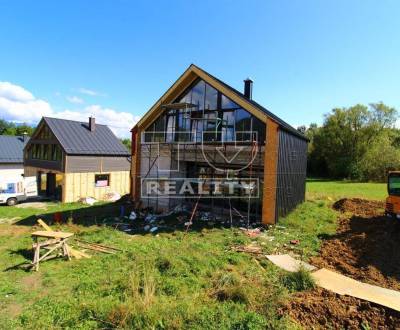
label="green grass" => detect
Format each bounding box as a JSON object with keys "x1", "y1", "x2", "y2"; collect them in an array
[
  {"x1": 306, "y1": 178, "x2": 387, "y2": 201},
  {"x1": 0, "y1": 195, "x2": 338, "y2": 329},
  {"x1": 0, "y1": 178, "x2": 383, "y2": 329}
]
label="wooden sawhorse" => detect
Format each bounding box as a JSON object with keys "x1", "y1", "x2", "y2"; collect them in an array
[{"x1": 31, "y1": 231, "x2": 74, "y2": 271}]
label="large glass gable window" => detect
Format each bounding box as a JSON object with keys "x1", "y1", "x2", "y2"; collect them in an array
[{"x1": 144, "y1": 79, "x2": 266, "y2": 144}]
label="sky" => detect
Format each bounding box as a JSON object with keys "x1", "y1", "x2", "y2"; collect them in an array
[{"x1": 0, "y1": 0, "x2": 399, "y2": 137}]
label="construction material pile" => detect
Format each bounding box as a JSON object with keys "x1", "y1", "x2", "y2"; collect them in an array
[{"x1": 103, "y1": 204, "x2": 263, "y2": 235}]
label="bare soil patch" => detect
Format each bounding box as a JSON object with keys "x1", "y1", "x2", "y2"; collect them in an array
[
  {"x1": 0, "y1": 224, "x2": 30, "y2": 237},
  {"x1": 21, "y1": 272, "x2": 42, "y2": 291},
  {"x1": 282, "y1": 198, "x2": 400, "y2": 328},
  {"x1": 313, "y1": 198, "x2": 400, "y2": 290},
  {"x1": 15, "y1": 202, "x2": 48, "y2": 209},
  {"x1": 283, "y1": 287, "x2": 400, "y2": 329}
]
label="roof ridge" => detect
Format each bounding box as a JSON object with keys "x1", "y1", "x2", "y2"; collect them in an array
[
  {"x1": 43, "y1": 116, "x2": 107, "y2": 126},
  {"x1": 0, "y1": 135, "x2": 27, "y2": 138},
  {"x1": 39, "y1": 116, "x2": 130, "y2": 156}
]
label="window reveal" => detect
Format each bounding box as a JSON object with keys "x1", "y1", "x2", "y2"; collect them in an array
[{"x1": 95, "y1": 174, "x2": 110, "y2": 187}]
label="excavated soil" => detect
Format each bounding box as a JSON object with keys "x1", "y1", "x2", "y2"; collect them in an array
[
  {"x1": 283, "y1": 288, "x2": 400, "y2": 329},
  {"x1": 282, "y1": 198, "x2": 400, "y2": 329},
  {"x1": 314, "y1": 198, "x2": 400, "y2": 290}
]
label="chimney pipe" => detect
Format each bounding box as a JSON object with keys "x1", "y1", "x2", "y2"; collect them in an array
[
  {"x1": 89, "y1": 117, "x2": 96, "y2": 132},
  {"x1": 244, "y1": 78, "x2": 253, "y2": 100}
]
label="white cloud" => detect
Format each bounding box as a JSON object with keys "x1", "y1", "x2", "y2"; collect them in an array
[
  {"x1": 0, "y1": 82, "x2": 52, "y2": 123},
  {"x1": 66, "y1": 95, "x2": 84, "y2": 104},
  {"x1": 0, "y1": 81, "x2": 139, "y2": 138},
  {"x1": 0, "y1": 82, "x2": 35, "y2": 102},
  {"x1": 55, "y1": 105, "x2": 140, "y2": 138},
  {"x1": 78, "y1": 87, "x2": 105, "y2": 96}
]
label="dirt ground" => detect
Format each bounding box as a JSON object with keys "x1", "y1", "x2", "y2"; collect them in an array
[
  {"x1": 283, "y1": 198, "x2": 400, "y2": 329},
  {"x1": 15, "y1": 202, "x2": 48, "y2": 209}
]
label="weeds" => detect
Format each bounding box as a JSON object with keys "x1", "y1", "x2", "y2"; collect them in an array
[{"x1": 281, "y1": 267, "x2": 316, "y2": 292}]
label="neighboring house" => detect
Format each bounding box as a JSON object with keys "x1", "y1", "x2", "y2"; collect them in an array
[
  {"x1": 0, "y1": 135, "x2": 29, "y2": 179},
  {"x1": 24, "y1": 117, "x2": 130, "y2": 203},
  {"x1": 130, "y1": 64, "x2": 308, "y2": 225}
]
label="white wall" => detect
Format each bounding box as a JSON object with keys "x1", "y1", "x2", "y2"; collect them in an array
[{"x1": 0, "y1": 164, "x2": 24, "y2": 181}]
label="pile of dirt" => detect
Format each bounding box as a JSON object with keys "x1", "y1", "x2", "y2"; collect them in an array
[
  {"x1": 282, "y1": 198, "x2": 400, "y2": 328},
  {"x1": 282, "y1": 287, "x2": 400, "y2": 329},
  {"x1": 313, "y1": 198, "x2": 400, "y2": 290},
  {"x1": 332, "y1": 198, "x2": 384, "y2": 217}
]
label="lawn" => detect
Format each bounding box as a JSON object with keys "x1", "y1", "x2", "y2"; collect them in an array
[
  {"x1": 306, "y1": 178, "x2": 387, "y2": 201},
  {"x1": 0, "y1": 179, "x2": 382, "y2": 329}
]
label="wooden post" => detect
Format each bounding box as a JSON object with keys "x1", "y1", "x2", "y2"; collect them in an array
[
  {"x1": 262, "y1": 118, "x2": 279, "y2": 225},
  {"x1": 131, "y1": 127, "x2": 141, "y2": 202}
]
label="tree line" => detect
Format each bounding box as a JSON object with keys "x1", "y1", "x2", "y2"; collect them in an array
[
  {"x1": 301, "y1": 102, "x2": 400, "y2": 182},
  {"x1": 0, "y1": 119, "x2": 35, "y2": 136}
]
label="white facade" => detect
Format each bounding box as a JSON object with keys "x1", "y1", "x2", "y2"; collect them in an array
[{"x1": 0, "y1": 163, "x2": 24, "y2": 180}]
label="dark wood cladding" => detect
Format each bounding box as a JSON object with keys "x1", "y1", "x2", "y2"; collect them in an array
[
  {"x1": 24, "y1": 158, "x2": 63, "y2": 171},
  {"x1": 65, "y1": 155, "x2": 130, "y2": 173},
  {"x1": 275, "y1": 129, "x2": 307, "y2": 219}
]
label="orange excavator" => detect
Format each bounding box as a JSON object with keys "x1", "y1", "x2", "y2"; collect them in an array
[{"x1": 385, "y1": 171, "x2": 400, "y2": 218}]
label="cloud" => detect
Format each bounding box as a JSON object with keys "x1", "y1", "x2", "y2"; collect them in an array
[
  {"x1": 78, "y1": 87, "x2": 105, "y2": 96},
  {"x1": 55, "y1": 106, "x2": 140, "y2": 138},
  {"x1": 66, "y1": 95, "x2": 84, "y2": 104},
  {"x1": 0, "y1": 82, "x2": 52, "y2": 123},
  {"x1": 0, "y1": 81, "x2": 139, "y2": 138}
]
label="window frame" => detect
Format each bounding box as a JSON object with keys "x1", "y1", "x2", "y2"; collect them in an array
[{"x1": 94, "y1": 174, "x2": 110, "y2": 188}]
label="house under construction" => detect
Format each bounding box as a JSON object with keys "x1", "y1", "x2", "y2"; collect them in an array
[{"x1": 130, "y1": 65, "x2": 308, "y2": 225}]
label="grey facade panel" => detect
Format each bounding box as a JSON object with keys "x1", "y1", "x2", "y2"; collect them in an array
[
  {"x1": 66, "y1": 155, "x2": 130, "y2": 173},
  {"x1": 66, "y1": 156, "x2": 101, "y2": 173},
  {"x1": 24, "y1": 158, "x2": 63, "y2": 172},
  {"x1": 275, "y1": 129, "x2": 307, "y2": 220},
  {"x1": 102, "y1": 156, "x2": 130, "y2": 171}
]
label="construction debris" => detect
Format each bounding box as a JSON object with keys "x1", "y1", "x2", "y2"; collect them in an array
[
  {"x1": 103, "y1": 192, "x2": 121, "y2": 202},
  {"x1": 79, "y1": 197, "x2": 97, "y2": 205},
  {"x1": 239, "y1": 227, "x2": 262, "y2": 238},
  {"x1": 231, "y1": 244, "x2": 263, "y2": 254},
  {"x1": 74, "y1": 241, "x2": 116, "y2": 254},
  {"x1": 73, "y1": 239, "x2": 122, "y2": 253}
]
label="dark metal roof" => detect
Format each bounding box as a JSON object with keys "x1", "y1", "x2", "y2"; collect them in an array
[
  {"x1": 0, "y1": 135, "x2": 29, "y2": 163},
  {"x1": 42, "y1": 117, "x2": 130, "y2": 156},
  {"x1": 190, "y1": 64, "x2": 308, "y2": 141}
]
